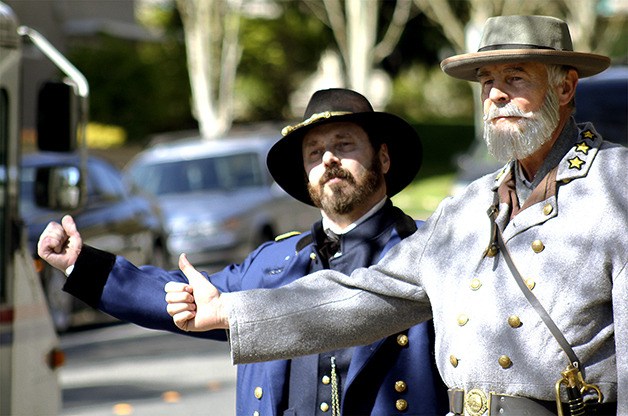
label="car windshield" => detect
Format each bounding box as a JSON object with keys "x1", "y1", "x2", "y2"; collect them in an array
[{"x1": 130, "y1": 152, "x2": 264, "y2": 196}]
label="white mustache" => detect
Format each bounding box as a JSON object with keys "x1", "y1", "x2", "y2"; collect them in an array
[{"x1": 483, "y1": 104, "x2": 532, "y2": 121}]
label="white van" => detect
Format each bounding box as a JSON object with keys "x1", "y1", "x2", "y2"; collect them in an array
[{"x1": 0, "y1": 2, "x2": 89, "y2": 413}]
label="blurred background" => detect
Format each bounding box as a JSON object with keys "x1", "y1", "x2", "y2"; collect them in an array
[{"x1": 9, "y1": 0, "x2": 627, "y2": 218}]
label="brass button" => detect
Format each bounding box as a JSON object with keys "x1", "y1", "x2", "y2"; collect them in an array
[
  {"x1": 470, "y1": 278, "x2": 482, "y2": 290},
  {"x1": 543, "y1": 204, "x2": 553, "y2": 216},
  {"x1": 508, "y1": 315, "x2": 521, "y2": 328},
  {"x1": 498, "y1": 355, "x2": 512, "y2": 369},
  {"x1": 253, "y1": 412, "x2": 260, "y2": 416},
  {"x1": 394, "y1": 380, "x2": 407, "y2": 393},
  {"x1": 457, "y1": 314, "x2": 469, "y2": 326},
  {"x1": 254, "y1": 386, "x2": 263, "y2": 399},
  {"x1": 396, "y1": 334, "x2": 409, "y2": 347},
  {"x1": 525, "y1": 277, "x2": 536, "y2": 290},
  {"x1": 321, "y1": 375, "x2": 331, "y2": 385},
  {"x1": 310, "y1": 253, "x2": 317, "y2": 260},
  {"x1": 450, "y1": 355, "x2": 459, "y2": 368},
  {"x1": 396, "y1": 399, "x2": 408, "y2": 411},
  {"x1": 531, "y1": 240, "x2": 545, "y2": 253},
  {"x1": 320, "y1": 402, "x2": 330, "y2": 412}
]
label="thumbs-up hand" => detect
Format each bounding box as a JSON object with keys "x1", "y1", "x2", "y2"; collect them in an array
[{"x1": 165, "y1": 253, "x2": 228, "y2": 331}]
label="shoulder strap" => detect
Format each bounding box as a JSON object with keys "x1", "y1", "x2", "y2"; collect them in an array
[
  {"x1": 487, "y1": 196, "x2": 582, "y2": 371},
  {"x1": 295, "y1": 233, "x2": 313, "y2": 253}
]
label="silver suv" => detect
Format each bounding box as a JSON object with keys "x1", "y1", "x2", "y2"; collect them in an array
[{"x1": 124, "y1": 133, "x2": 320, "y2": 269}]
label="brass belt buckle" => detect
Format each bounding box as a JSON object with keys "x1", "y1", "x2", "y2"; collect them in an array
[{"x1": 465, "y1": 389, "x2": 488, "y2": 416}]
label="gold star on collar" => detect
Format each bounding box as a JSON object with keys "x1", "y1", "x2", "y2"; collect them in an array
[
  {"x1": 575, "y1": 141, "x2": 591, "y2": 154},
  {"x1": 568, "y1": 156, "x2": 586, "y2": 170},
  {"x1": 582, "y1": 130, "x2": 596, "y2": 140}
]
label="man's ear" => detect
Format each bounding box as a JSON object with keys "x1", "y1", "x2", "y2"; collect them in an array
[
  {"x1": 558, "y1": 68, "x2": 579, "y2": 106},
  {"x1": 379, "y1": 143, "x2": 391, "y2": 175}
]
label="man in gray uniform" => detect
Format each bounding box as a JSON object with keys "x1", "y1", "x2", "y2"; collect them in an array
[{"x1": 52, "y1": 15, "x2": 628, "y2": 416}]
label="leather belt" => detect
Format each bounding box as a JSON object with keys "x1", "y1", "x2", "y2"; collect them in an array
[
  {"x1": 448, "y1": 388, "x2": 617, "y2": 416},
  {"x1": 449, "y1": 388, "x2": 559, "y2": 416}
]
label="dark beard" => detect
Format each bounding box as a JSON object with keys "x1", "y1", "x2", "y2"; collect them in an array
[{"x1": 308, "y1": 157, "x2": 383, "y2": 215}]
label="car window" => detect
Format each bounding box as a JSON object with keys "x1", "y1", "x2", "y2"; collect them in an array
[
  {"x1": 130, "y1": 152, "x2": 264, "y2": 196},
  {"x1": 216, "y1": 153, "x2": 263, "y2": 189},
  {"x1": 87, "y1": 160, "x2": 126, "y2": 201}
]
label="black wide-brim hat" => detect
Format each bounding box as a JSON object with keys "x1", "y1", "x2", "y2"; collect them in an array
[
  {"x1": 441, "y1": 15, "x2": 610, "y2": 82},
  {"x1": 267, "y1": 88, "x2": 422, "y2": 206}
]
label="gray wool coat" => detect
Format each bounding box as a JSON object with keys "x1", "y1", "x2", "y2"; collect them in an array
[{"x1": 223, "y1": 120, "x2": 628, "y2": 413}]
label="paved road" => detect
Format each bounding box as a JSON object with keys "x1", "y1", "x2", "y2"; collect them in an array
[{"x1": 59, "y1": 323, "x2": 237, "y2": 416}]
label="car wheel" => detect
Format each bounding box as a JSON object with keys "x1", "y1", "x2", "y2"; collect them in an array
[{"x1": 44, "y1": 266, "x2": 73, "y2": 332}]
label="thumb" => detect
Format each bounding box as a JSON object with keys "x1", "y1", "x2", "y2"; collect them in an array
[
  {"x1": 61, "y1": 215, "x2": 82, "y2": 249},
  {"x1": 178, "y1": 253, "x2": 214, "y2": 301},
  {"x1": 61, "y1": 214, "x2": 78, "y2": 236}
]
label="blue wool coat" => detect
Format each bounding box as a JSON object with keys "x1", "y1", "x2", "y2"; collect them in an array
[{"x1": 64, "y1": 202, "x2": 447, "y2": 416}]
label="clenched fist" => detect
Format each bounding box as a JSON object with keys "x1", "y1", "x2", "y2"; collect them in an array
[{"x1": 37, "y1": 215, "x2": 83, "y2": 273}]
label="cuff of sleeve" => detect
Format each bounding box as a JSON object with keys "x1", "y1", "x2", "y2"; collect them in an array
[
  {"x1": 62, "y1": 245, "x2": 116, "y2": 308},
  {"x1": 65, "y1": 264, "x2": 75, "y2": 276},
  {"x1": 222, "y1": 293, "x2": 238, "y2": 364}
]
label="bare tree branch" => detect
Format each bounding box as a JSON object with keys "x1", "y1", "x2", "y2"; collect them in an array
[
  {"x1": 413, "y1": 0, "x2": 466, "y2": 52},
  {"x1": 373, "y1": 0, "x2": 413, "y2": 62},
  {"x1": 323, "y1": 0, "x2": 349, "y2": 59},
  {"x1": 176, "y1": 0, "x2": 242, "y2": 139}
]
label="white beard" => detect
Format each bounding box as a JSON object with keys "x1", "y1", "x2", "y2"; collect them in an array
[{"x1": 483, "y1": 89, "x2": 560, "y2": 162}]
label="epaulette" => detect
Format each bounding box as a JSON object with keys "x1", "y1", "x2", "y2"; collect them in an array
[{"x1": 274, "y1": 231, "x2": 301, "y2": 242}]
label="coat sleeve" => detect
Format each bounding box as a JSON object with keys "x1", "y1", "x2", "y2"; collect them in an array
[{"x1": 63, "y1": 242, "x2": 276, "y2": 340}]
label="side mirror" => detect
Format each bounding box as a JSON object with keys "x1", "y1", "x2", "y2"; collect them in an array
[
  {"x1": 34, "y1": 166, "x2": 82, "y2": 210},
  {"x1": 36, "y1": 81, "x2": 78, "y2": 152}
]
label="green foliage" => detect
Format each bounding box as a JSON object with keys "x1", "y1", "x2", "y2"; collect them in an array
[
  {"x1": 68, "y1": 34, "x2": 196, "y2": 144},
  {"x1": 388, "y1": 63, "x2": 474, "y2": 124},
  {"x1": 412, "y1": 122, "x2": 475, "y2": 178},
  {"x1": 236, "y1": 2, "x2": 334, "y2": 121},
  {"x1": 392, "y1": 173, "x2": 455, "y2": 220}
]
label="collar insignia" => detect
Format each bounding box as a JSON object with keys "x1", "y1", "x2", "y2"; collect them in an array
[
  {"x1": 581, "y1": 130, "x2": 596, "y2": 140},
  {"x1": 575, "y1": 141, "x2": 591, "y2": 155},
  {"x1": 568, "y1": 156, "x2": 586, "y2": 170}
]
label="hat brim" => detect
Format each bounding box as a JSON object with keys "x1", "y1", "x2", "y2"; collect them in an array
[
  {"x1": 441, "y1": 49, "x2": 610, "y2": 82},
  {"x1": 267, "y1": 112, "x2": 422, "y2": 206}
]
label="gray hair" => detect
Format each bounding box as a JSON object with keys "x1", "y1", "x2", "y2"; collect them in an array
[{"x1": 546, "y1": 64, "x2": 576, "y2": 109}]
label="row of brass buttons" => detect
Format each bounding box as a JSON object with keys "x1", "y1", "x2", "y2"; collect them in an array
[
  {"x1": 456, "y1": 314, "x2": 522, "y2": 328},
  {"x1": 395, "y1": 334, "x2": 409, "y2": 412},
  {"x1": 253, "y1": 333, "x2": 414, "y2": 413},
  {"x1": 450, "y1": 254, "x2": 544, "y2": 371},
  {"x1": 449, "y1": 354, "x2": 512, "y2": 369}
]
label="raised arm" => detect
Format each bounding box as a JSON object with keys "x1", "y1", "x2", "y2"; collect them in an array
[{"x1": 171, "y1": 232, "x2": 433, "y2": 364}]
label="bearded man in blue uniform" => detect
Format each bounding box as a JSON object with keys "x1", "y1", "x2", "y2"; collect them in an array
[{"x1": 39, "y1": 88, "x2": 447, "y2": 415}]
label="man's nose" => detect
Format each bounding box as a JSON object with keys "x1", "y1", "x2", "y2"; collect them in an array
[
  {"x1": 322, "y1": 150, "x2": 340, "y2": 166},
  {"x1": 489, "y1": 85, "x2": 509, "y2": 103}
]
